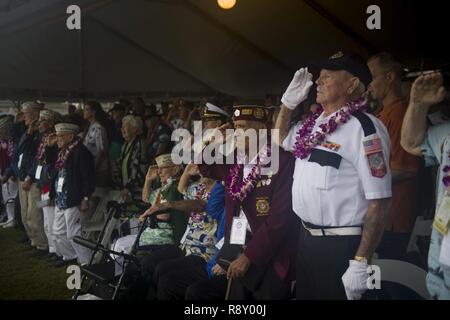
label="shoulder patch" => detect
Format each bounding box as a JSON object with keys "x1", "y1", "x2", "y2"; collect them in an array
[{"x1": 363, "y1": 136, "x2": 387, "y2": 178}]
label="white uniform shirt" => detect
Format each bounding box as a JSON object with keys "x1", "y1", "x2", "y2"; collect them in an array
[{"x1": 282, "y1": 111, "x2": 392, "y2": 227}]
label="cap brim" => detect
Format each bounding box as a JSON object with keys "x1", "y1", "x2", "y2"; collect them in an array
[
  {"x1": 309, "y1": 60, "x2": 346, "y2": 77},
  {"x1": 309, "y1": 61, "x2": 372, "y2": 88}
]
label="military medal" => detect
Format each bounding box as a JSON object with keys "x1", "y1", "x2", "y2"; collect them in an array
[
  {"x1": 256, "y1": 198, "x2": 270, "y2": 215},
  {"x1": 293, "y1": 98, "x2": 368, "y2": 159}
]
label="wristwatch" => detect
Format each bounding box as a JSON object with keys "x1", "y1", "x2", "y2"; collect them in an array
[{"x1": 354, "y1": 256, "x2": 370, "y2": 264}]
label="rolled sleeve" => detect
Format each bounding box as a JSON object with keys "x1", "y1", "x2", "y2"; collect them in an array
[{"x1": 281, "y1": 122, "x2": 301, "y2": 152}]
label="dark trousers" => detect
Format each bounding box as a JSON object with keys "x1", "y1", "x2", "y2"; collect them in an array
[
  {"x1": 185, "y1": 275, "x2": 228, "y2": 300},
  {"x1": 118, "y1": 245, "x2": 181, "y2": 300},
  {"x1": 296, "y1": 224, "x2": 361, "y2": 300},
  {"x1": 376, "y1": 231, "x2": 411, "y2": 261},
  {"x1": 140, "y1": 244, "x2": 183, "y2": 299},
  {"x1": 156, "y1": 255, "x2": 208, "y2": 300},
  {"x1": 185, "y1": 265, "x2": 292, "y2": 300},
  {"x1": 232, "y1": 265, "x2": 291, "y2": 300},
  {"x1": 14, "y1": 193, "x2": 25, "y2": 232}
]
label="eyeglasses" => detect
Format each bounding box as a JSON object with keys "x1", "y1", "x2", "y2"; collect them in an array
[{"x1": 56, "y1": 133, "x2": 70, "y2": 138}]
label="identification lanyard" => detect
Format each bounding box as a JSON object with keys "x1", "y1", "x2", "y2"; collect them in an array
[{"x1": 35, "y1": 165, "x2": 43, "y2": 180}]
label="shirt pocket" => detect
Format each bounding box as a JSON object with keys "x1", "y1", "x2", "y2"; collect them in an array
[
  {"x1": 308, "y1": 164, "x2": 328, "y2": 190},
  {"x1": 308, "y1": 149, "x2": 342, "y2": 190}
]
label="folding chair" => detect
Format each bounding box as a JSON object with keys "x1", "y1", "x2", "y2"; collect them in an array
[
  {"x1": 407, "y1": 216, "x2": 433, "y2": 254},
  {"x1": 371, "y1": 258, "x2": 431, "y2": 300},
  {"x1": 73, "y1": 203, "x2": 167, "y2": 300}
]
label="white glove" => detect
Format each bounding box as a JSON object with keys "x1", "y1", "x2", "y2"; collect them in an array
[
  {"x1": 281, "y1": 67, "x2": 314, "y2": 110},
  {"x1": 341, "y1": 260, "x2": 369, "y2": 300}
]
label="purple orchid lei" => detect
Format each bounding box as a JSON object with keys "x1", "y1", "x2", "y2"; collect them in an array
[
  {"x1": 226, "y1": 145, "x2": 271, "y2": 201},
  {"x1": 293, "y1": 97, "x2": 368, "y2": 159},
  {"x1": 443, "y1": 148, "x2": 450, "y2": 190},
  {"x1": 55, "y1": 136, "x2": 81, "y2": 171}
]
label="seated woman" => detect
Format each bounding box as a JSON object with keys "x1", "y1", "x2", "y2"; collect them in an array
[
  {"x1": 110, "y1": 153, "x2": 185, "y2": 273},
  {"x1": 138, "y1": 163, "x2": 225, "y2": 300}
]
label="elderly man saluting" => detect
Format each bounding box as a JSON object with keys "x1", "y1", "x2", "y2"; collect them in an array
[{"x1": 275, "y1": 52, "x2": 392, "y2": 300}]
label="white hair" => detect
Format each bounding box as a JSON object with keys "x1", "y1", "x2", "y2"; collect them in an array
[
  {"x1": 122, "y1": 115, "x2": 143, "y2": 135},
  {"x1": 355, "y1": 81, "x2": 366, "y2": 97},
  {"x1": 344, "y1": 71, "x2": 366, "y2": 99}
]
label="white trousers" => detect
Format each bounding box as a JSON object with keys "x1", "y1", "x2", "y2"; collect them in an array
[
  {"x1": 53, "y1": 206, "x2": 92, "y2": 265},
  {"x1": 111, "y1": 234, "x2": 137, "y2": 276},
  {"x1": 41, "y1": 193, "x2": 56, "y2": 254},
  {"x1": 2, "y1": 180, "x2": 18, "y2": 223}
]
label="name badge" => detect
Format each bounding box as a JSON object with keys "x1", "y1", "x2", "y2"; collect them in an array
[
  {"x1": 35, "y1": 165, "x2": 43, "y2": 180},
  {"x1": 57, "y1": 177, "x2": 64, "y2": 193},
  {"x1": 18, "y1": 154, "x2": 23, "y2": 169},
  {"x1": 215, "y1": 237, "x2": 224, "y2": 250},
  {"x1": 230, "y1": 217, "x2": 247, "y2": 245},
  {"x1": 433, "y1": 193, "x2": 450, "y2": 235},
  {"x1": 180, "y1": 225, "x2": 190, "y2": 245}
]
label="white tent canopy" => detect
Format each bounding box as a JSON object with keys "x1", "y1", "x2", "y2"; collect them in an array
[{"x1": 0, "y1": 0, "x2": 448, "y2": 100}]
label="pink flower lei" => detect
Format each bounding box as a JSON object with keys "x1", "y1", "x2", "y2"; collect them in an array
[
  {"x1": 226, "y1": 145, "x2": 271, "y2": 201},
  {"x1": 2, "y1": 138, "x2": 13, "y2": 159},
  {"x1": 293, "y1": 97, "x2": 368, "y2": 159},
  {"x1": 195, "y1": 182, "x2": 211, "y2": 201},
  {"x1": 56, "y1": 136, "x2": 81, "y2": 171},
  {"x1": 36, "y1": 134, "x2": 50, "y2": 162}
]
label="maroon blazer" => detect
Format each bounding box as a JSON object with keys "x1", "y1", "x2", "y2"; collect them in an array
[{"x1": 199, "y1": 148, "x2": 299, "y2": 282}]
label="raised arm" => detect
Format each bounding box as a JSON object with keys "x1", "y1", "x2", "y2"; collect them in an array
[
  {"x1": 142, "y1": 165, "x2": 158, "y2": 203},
  {"x1": 178, "y1": 163, "x2": 200, "y2": 194},
  {"x1": 401, "y1": 72, "x2": 447, "y2": 156},
  {"x1": 274, "y1": 106, "x2": 294, "y2": 146},
  {"x1": 275, "y1": 68, "x2": 313, "y2": 146}
]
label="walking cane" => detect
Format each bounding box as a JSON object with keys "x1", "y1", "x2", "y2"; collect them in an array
[{"x1": 225, "y1": 276, "x2": 233, "y2": 300}]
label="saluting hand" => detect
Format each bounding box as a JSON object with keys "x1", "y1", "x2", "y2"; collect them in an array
[
  {"x1": 209, "y1": 123, "x2": 232, "y2": 144},
  {"x1": 227, "y1": 254, "x2": 251, "y2": 280},
  {"x1": 281, "y1": 67, "x2": 314, "y2": 110},
  {"x1": 410, "y1": 72, "x2": 447, "y2": 107},
  {"x1": 146, "y1": 165, "x2": 159, "y2": 182},
  {"x1": 184, "y1": 163, "x2": 199, "y2": 176}
]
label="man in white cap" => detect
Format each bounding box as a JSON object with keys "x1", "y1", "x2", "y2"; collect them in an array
[
  {"x1": 202, "y1": 102, "x2": 231, "y2": 130},
  {"x1": 275, "y1": 52, "x2": 392, "y2": 300},
  {"x1": 52, "y1": 121, "x2": 95, "y2": 267},
  {"x1": 0, "y1": 116, "x2": 18, "y2": 228},
  {"x1": 17, "y1": 102, "x2": 49, "y2": 255},
  {"x1": 34, "y1": 110, "x2": 62, "y2": 261}
]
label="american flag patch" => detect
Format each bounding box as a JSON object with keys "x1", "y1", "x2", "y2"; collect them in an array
[{"x1": 363, "y1": 138, "x2": 382, "y2": 155}]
